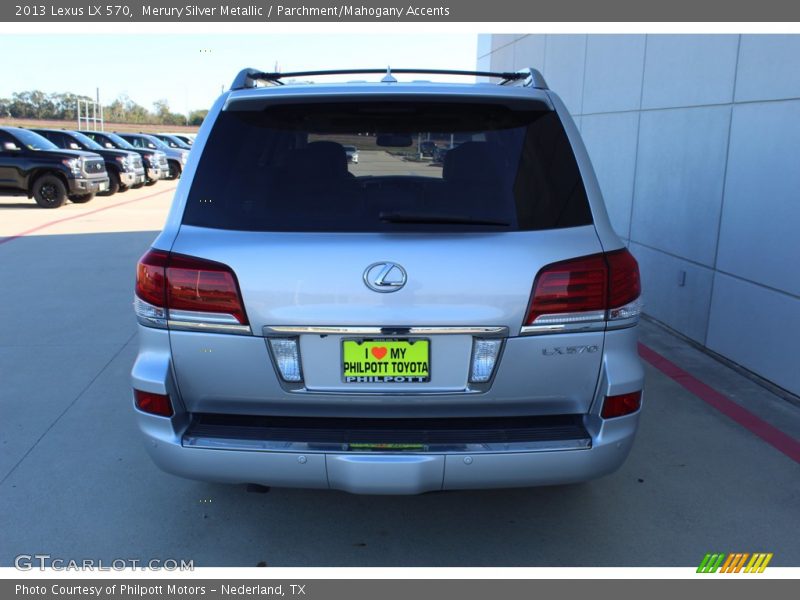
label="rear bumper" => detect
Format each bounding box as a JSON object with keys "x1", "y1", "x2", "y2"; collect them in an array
[
  {"x1": 134, "y1": 408, "x2": 639, "y2": 494},
  {"x1": 131, "y1": 323, "x2": 645, "y2": 494}
]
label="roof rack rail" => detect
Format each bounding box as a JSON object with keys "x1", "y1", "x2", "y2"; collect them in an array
[{"x1": 230, "y1": 67, "x2": 548, "y2": 91}]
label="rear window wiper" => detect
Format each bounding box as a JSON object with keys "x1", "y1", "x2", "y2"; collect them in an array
[{"x1": 379, "y1": 211, "x2": 511, "y2": 227}]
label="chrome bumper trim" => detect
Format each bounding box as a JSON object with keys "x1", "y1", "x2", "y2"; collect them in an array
[
  {"x1": 263, "y1": 325, "x2": 508, "y2": 337},
  {"x1": 182, "y1": 435, "x2": 591, "y2": 454}
]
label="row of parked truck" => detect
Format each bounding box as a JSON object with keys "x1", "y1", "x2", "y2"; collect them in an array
[{"x1": 0, "y1": 126, "x2": 196, "y2": 208}]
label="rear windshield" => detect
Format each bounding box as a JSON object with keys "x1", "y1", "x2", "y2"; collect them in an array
[{"x1": 183, "y1": 100, "x2": 592, "y2": 232}]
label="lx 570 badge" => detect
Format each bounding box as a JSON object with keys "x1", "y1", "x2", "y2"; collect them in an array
[{"x1": 542, "y1": 345, "x2": 600, "y2": 356}]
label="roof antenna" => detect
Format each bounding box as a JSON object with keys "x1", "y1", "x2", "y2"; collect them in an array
[{"x1": 381, "y1": 66, "x2": 397, "y2": 83}]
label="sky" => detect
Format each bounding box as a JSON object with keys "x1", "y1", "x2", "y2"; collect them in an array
[{"x1": 0, "y1": 34, "x2": 479, "y2": 115}]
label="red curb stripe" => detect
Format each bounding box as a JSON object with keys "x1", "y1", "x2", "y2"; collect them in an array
[
  {"x1": 638, "y1": 342, "x2": 800, "y2": 464},
  {"x1": 0, "y1": 186, "x2": 174, "y2": 246}
]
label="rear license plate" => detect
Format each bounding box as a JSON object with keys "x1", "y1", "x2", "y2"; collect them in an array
[{"x1": 342, "y1": 338, "x2": 430, "y2": 383}]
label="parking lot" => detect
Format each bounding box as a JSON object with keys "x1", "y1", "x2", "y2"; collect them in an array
[{"x1": 0, "y1": 156, "x2": 799, "y2": 568}]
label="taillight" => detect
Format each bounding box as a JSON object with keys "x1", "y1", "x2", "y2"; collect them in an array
[
  {"x1": 134, "y1": 389, "x2": 174, "y2": 417},
  {"x1": 525, "y1": 254, "x2": 607, "y2": 325},
  {"x1": 524, "y1": 248, "x2": 641, "y2": 327},
  {"x1": 601, "y1": 391, "x2": 642, "y2": 418},
  {"x1": 134, "y1": 249, "x2": 249, "y2": 331},
  {"x1": 607, "y1": 249, "x2": 641, "y2": 310},
  {"x1": 135, "y1": 249, "x2": 168, "y2": 306},
  {"x1": 166, "y1": 254, "x2": 248, "y2": 324}
]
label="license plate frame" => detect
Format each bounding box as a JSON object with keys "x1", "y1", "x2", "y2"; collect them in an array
[{"x1": 341, "y1": 337, "x2": 430, "y2": 383}]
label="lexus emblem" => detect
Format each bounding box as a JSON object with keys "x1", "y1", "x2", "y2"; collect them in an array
[{"x1": 363, "y1": 262, "x2": 407, "y2": 293}]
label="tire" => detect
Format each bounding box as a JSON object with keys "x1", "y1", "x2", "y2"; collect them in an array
[
  {"x1": 32, "y1": 174, "x2": 67, "y2": 209},
  {"x1": 99, "y1": 170, "x2": 120, "y2": 196},
  {"x1": 69, "y1": 193, "x2": 94, "y2": 204},
  {"x1": 168, "y1": 161, "x2": 182, "y2": 180},
  {"x1": 144, "y1": 178, "x2": 158, "y2": 186},
  {"x1": 131, "y1": 182, "x2": 144, "y2": 189}
]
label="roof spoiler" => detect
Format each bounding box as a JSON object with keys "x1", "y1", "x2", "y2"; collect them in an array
[{"x1": 230, "y1": 67, "x2": 548, "y2": 91}]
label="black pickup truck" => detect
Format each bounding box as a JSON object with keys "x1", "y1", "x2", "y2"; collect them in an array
[
  {"x1": 0, "y1": 126, "x2": 110, "y2": 208},
  {"x1": 79, "y1": 130, "x2": 167, "y2": 186},
  {"x1": 32, "y1": 128, "x2": 146, "y2": 195}
]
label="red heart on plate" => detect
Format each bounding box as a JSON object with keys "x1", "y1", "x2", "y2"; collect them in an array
[{"x1": 371, "y1": 347, "x2": 388, "y2": 360}]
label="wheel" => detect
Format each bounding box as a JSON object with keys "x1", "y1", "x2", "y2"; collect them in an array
[
  {"x1": 32, "y1": 174, "x2": 67, "y2": 209},
  {"x1": 69, "y1": 193, "x2": 94, "y2": 204},
  {"x1": 144, "y1": 178, "x2": 158, "y2": 186},
  {"x1": 99, "y1": 170, "x2": 120, "y2": 196},
  {"x1": 131, "y1": 182, "x2": 144, "y2": 189},
  {"x1": 168, "y1": 161, "x2": 182, "y2": 180}
]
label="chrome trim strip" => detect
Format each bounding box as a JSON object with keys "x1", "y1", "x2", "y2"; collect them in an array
[
  {"x1": 167, "y1": 320, "x2": 252, "y2": 335},
  {"x1": 520, "y1": 321, "x2": 606, "y2": 336},
  {"x1": 182, "y1": 436, "x2": 591, "y2": 454},
  {"x1": 263, "y1": 325, "x2": 508, "y2": 337},
  {"x1": 529, "y1": 310, "x2": 607, "y2": 325},
  {"x1": 169, "y1": 309, "x2": 241, "y2": 325},
  {"x1": 136, "y1": 316, "x2": 167, "y2": 329},
  {"x1": 520, "y1": 316, "x2": 641, "y2": 335},
  {"x1": 605, "y1": 316, "x2": 640, "y2": 331}
]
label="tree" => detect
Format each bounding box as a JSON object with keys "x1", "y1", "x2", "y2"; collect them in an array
[
  {"x1": 52, "y1": 92, "x2": 92, "y2": 120},
  {"x1": 1, "y1": 89, "x2": 200, "y2": 126},
  {"x1": 153, "y1": 98, "x2": 187, "y2": 126},
  {"x1": 188, "y1": 109, "x2": 208, "y2": 126}
]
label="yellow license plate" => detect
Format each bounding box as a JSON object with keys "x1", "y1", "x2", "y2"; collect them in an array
[{"x1": 342, "y1": 338, "x2": 430, "y2": 383}]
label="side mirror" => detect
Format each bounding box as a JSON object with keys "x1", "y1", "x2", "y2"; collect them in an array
[
  {"x1": 3, "y1": 142, "x2": 20, "y2": 151},
  {"x1": 105, "y1": 142, "x2": 114, "y2": 148},
  {"x1": 69, "y1": 143, "x2": 81, "y2": 150}
]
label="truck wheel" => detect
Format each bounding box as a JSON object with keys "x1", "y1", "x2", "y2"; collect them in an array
[
  {"x1": 144, "y1": 178, "x2": 158, "y2": 186},
  {"x1": 32, "y1": 175, "x2": 67, "y2": 209},
  {"x1": 99, "y1": 171, "x2": 120, "y2": 196},
  {"x1": 69, "y1": 193, "x2": 94, "y2": 204},
  {"x1": 168, "y1": 161, "x2": 182, "y2": 179}
]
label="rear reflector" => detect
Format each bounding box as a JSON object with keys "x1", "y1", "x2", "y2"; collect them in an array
[
  {"x1": 134, "y1": 389, "x2": 174, "y2": 417},
  {"x1": 134, "y1": 249, "x2": 249, "y2": 327},
  {"x1": 601, "y1": 391, "x2": 642, "y2": 419},
  {"x1": 524, "y1": 248, "x2": 641, "y2": 326}
]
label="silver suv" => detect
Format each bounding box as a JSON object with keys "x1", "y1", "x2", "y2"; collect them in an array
[{"x1": 131, "y1": 68, "x2": 645, "y2": 494}]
